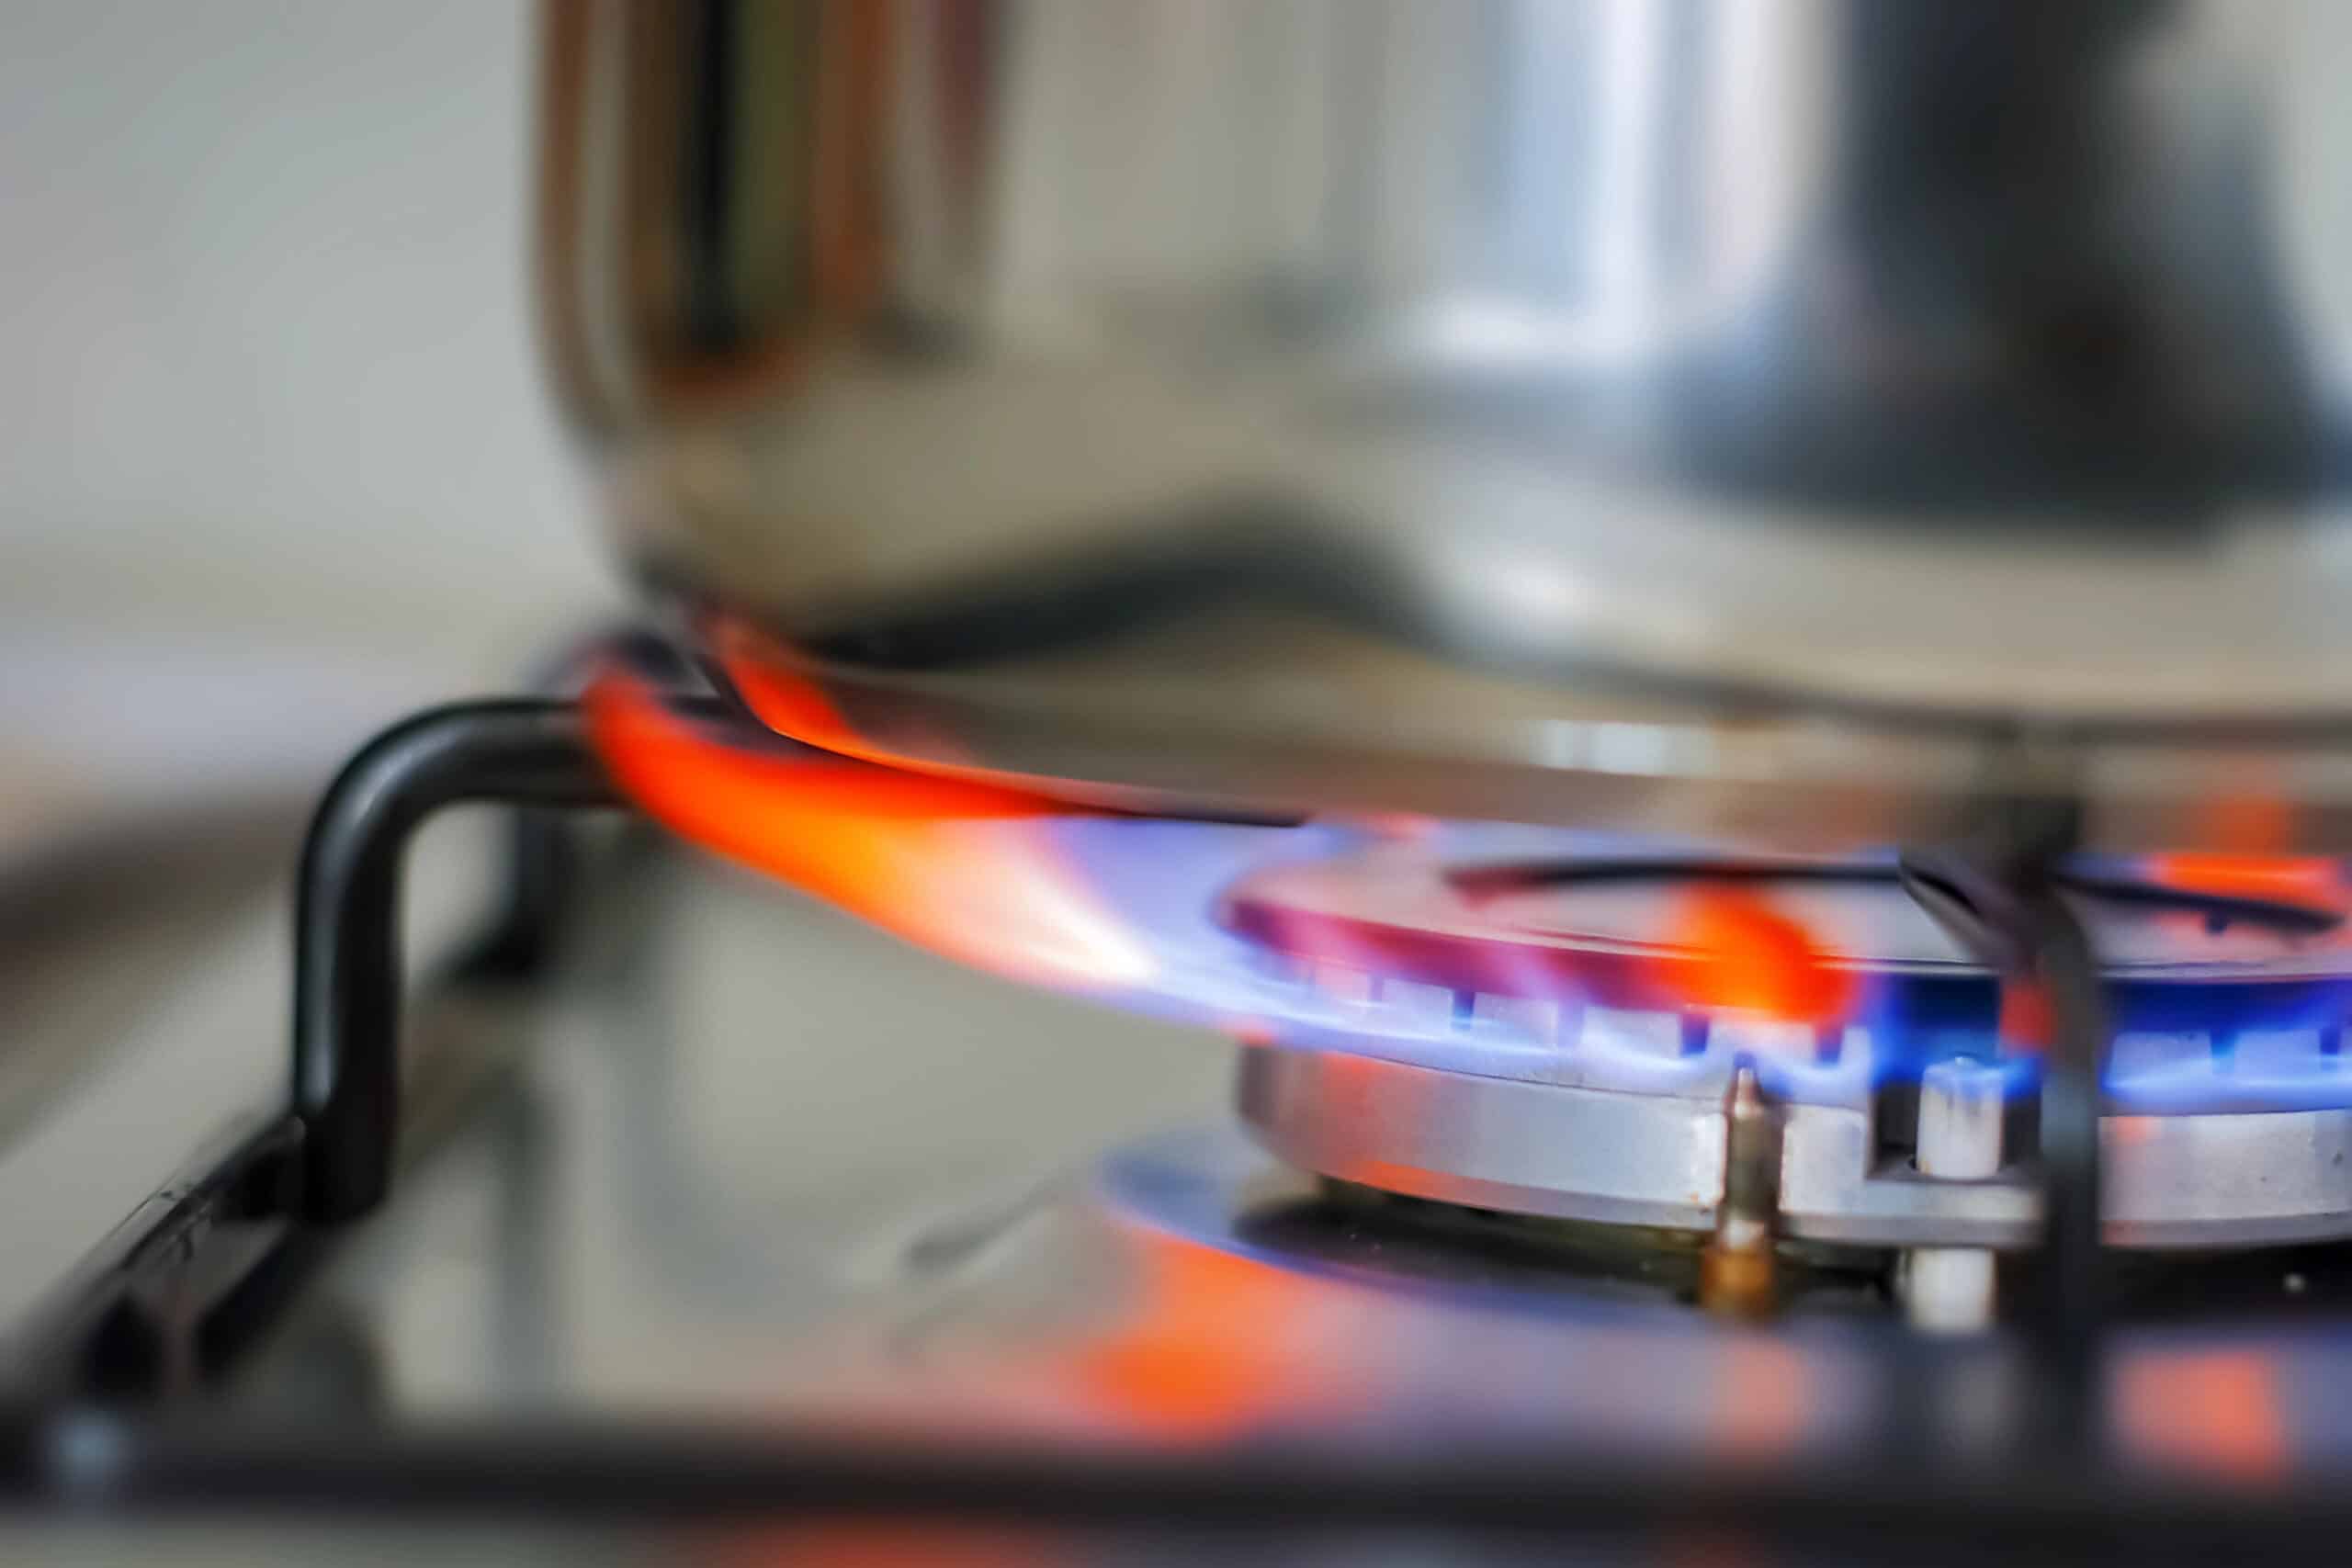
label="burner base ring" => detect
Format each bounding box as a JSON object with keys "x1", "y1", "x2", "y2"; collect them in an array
[{"x1": 1236, "y1": 1045, "x2": 2352, "y2": 1250}]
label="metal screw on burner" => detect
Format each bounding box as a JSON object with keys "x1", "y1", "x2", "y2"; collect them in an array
[
  {"x1": 1902, "y1": 1056, "x2": 2007, "y2": 1333},
  {"x1": 1701, "y1": 1059, "x2": 1782, "y2": 1320}
]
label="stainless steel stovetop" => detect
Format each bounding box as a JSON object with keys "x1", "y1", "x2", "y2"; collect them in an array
[
  {"x1": 222, "y1": 840, "x2": 2352, "y2": 1458},
  {"x1": 17, "y1": 776, "x2": 2352, "y2": 1562},
  {"x1": 240, "y1": 843, "x2": 1236, "y2": 1418}
]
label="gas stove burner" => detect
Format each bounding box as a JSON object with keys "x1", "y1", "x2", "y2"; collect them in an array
[
  {"x1": 575, "y1": 668, "x2": 2352, "y2": 1260},
  {"x1": 1222, "y1": 849, "x2": 2352, "y2": 1108},
  {"x1": 1221, "y1": 847, "x2": 2352, "y2": 1255}
]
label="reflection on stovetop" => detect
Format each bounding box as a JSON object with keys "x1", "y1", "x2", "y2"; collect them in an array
[
  {"x1": 217, "y1": 846, "x2": 2352, "y2": 1492},
  {"x1": 233, "y1": 848, "x2": 1232, "y2": 1415}
]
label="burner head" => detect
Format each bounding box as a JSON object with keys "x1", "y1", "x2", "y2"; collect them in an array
[
  {"x1": 1216, "y1": 841, "x2": 2352, "y2": 1257},
  {"x1": 1217, "y1": 850, "x2": 2352, "y2": 1113}
]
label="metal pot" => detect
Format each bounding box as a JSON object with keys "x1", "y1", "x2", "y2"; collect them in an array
[{"x1": 537, "y1": 0, "x2": 2352, "y2": 849}]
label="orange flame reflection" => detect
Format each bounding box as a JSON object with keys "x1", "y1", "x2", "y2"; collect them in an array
[
  {"x1": 2119, "y1": 1350, "x2": 2288, "y2": 1484},
  {"x1": 584, "y1": 671, "x2": 1153, "y2": 994},
  {"x1": 1655, "y1": 887, "x2": 1854, "y2": 1026}
]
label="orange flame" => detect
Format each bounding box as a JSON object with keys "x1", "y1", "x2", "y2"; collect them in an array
[
  {"x1": 1656, "y1": 886, "x2": 1854, "y2": 1025},
  {"x1": 1997, "y1": 980, "x2": 2052, "y2": 1053},
  {"x1": 2143, "y1": 785, "x2": 2345, "y2": 909},
  {"x1": 709, "y1": 619, "x2": 875, "y2": 758},
  {"x1": 583, "y1": 670, "x2": 1152, "y2": 994},
  {"x1": 2144, "y1": 852, "x2": 2345, "y2": 909}
]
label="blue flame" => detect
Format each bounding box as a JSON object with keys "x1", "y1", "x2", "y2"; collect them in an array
[{"x1": 1030, "y1": 818, "x2": 2352, "y2": 1113}]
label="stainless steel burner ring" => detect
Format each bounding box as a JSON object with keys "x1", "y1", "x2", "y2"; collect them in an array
[{"x1": 1238, "y1": 1045, "x2": 2352, "y2": 1251}]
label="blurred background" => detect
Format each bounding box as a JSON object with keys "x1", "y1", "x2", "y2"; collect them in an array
[
  {"x1": 0, "y1": 0, "x2": 608, "y2": 1323},
  {"x1": 2, "y1": 0, "x2": 609, "y2": 832}
]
